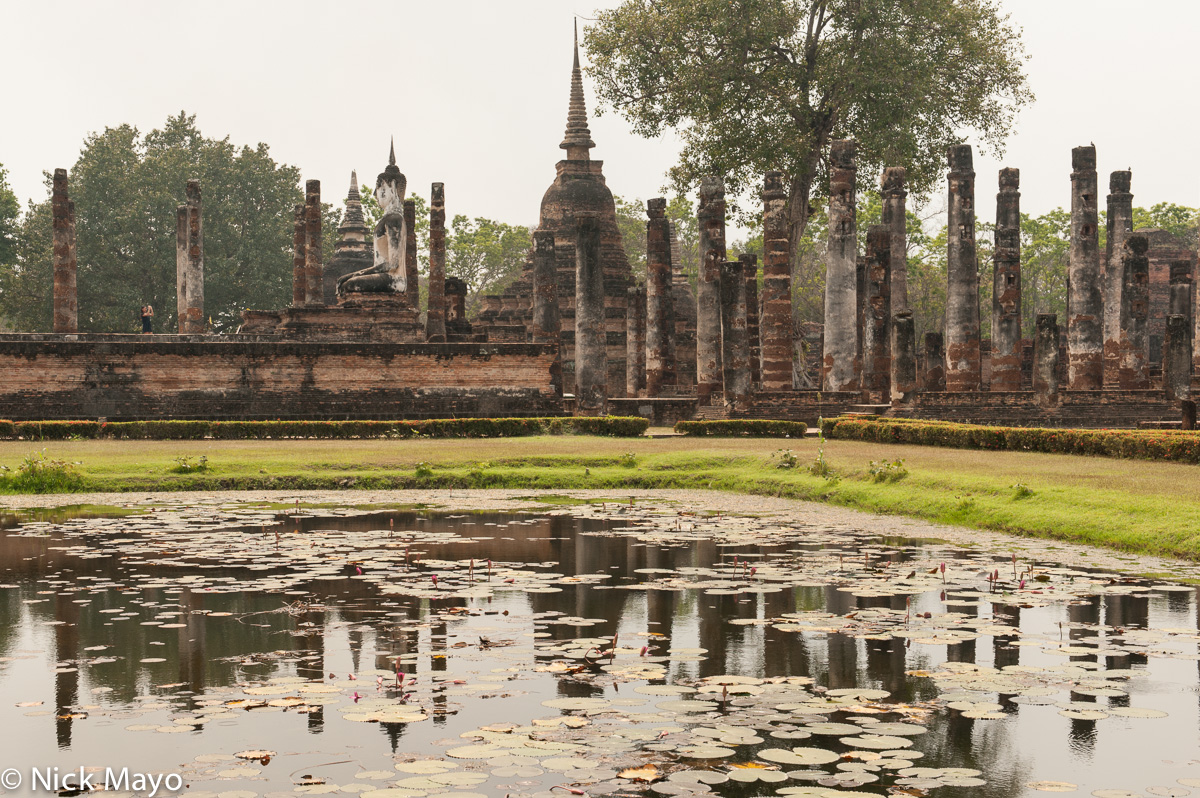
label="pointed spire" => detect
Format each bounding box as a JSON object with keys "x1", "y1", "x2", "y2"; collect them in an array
[
  {"x1": 341, "y1": 169, "x2": 366, "y2": 230},
  {"x1": 560, "y1": 19, "x2": 595, "y2": 159},
  {"x1": 389, "y1": 138, "x2": 396, "y2": 166},
  {"x1": 347, "y1": 170, "x2": 360, "y2": 202}
]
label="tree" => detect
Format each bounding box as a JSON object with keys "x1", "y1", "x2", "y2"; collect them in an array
[
  {"x1": 585, "y1": 0, "x2": 1033, "y2": 263},
  {"x1": 613, "y1": 195, "x2": 648, "y2": 284},
  {"x1": 1, "y1": 112, "x2": 338, "y2": 333},
  {"x1": 444, "y1": 216, "x2": 532, "y2": 317},
  {"x1": 0, "y1": 165, "x2": 21, "y2": 330}
]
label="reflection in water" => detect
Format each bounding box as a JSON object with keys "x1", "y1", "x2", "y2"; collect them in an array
[{"x1": 0, "y1": 505, "x2": 1195, "y2": 797}]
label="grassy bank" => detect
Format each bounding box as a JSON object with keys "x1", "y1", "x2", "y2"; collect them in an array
[{"x1": 2, "y1": 435, "x2": 1199, "y2": 559}]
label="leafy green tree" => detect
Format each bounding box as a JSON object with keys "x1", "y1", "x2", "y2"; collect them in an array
[
  {"x1": 666, "y1": 195, "x2": 700, "y2": 286},
  {"x1": 613, "y1": 195, "x2": 649, "y2": 284},
  {"x1": 0, "y1": 165, "x2": 21, "y2": 330},
  {"x1": 1131, "y1": 203, "x2": 1199, "y2": 249},
  {"x1": 445, "y1": 216, "x2": 532, "y2": 317},
  {"x1": 585, "y1": 0, "x2": 1033, "y2": 260},
  {"x1": 1, "y1": 112, "x2": 338, "y2": 333}
]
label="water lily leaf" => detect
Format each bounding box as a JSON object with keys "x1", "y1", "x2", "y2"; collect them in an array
[{"x1": 619, "y1": 764, "x2": 661, "y2": 782}]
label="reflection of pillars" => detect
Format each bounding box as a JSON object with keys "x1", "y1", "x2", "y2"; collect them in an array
[
  {"x1": 992, "y1": 603, "x2": 1021, "y2": 670},
  {"x1": 178, "y1": 589, "x2": 207, "y2": 694},
  {"x1": 349, "y1": 628, "x2": 364, "y2": 674},
  {"x1": 947, "y1": 603, "x2": 978, "y2": 664},
  {"x1": 865, "y1": 638, "x2": 907, "y2": 700},
  {"x1": 698, "y1": 592, "x2": 736, "y2": 679},
  {"x1": 430, "y1": 615, "x2": 448, "y2": 726},
  {"x1": 823, "y1": 585, "x2": 858, "y2": 688},
  {"x1": 54, "y1": 595, "x2": 80, "y2": 749}
]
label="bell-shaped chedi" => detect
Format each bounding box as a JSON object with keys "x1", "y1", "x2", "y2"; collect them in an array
[{"x1": 323, "y1": 171, "x2": 374, "y2": 305}]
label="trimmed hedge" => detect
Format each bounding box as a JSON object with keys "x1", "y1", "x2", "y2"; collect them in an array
[
  {"x1": 674, "y1": 419, "x2": 813, "y2": 437},
  {"x1": 820, "y1": 416, "x2": 1200, "y2": 464},
  {"x1": 0, "y1": 417, "x2": 650, "y2": 441}
]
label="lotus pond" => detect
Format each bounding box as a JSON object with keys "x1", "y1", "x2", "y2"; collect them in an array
[{"x1": 1, "y1": 496, "x2": 1199, "y2": 798}]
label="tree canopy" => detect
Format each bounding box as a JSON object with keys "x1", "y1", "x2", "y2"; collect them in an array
[{"x1": 584, "y1": 0, "x2": 1033, "y2": 253}]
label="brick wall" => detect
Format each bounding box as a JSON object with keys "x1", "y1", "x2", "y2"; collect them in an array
[{"x1": 0, "y1": 334, "x2": 562, "y2": 420}]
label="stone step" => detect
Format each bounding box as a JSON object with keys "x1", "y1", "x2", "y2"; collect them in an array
[{"x1": 847, "y1": 404, "x2": 891, "y2": 415}]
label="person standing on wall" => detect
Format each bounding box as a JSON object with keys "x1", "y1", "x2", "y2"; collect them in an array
[{"x1": 141, "y1": 304, "x2": 153, "y2": 334}]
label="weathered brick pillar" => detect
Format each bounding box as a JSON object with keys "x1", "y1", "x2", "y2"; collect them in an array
[
  {"x1": 761, "y1": 171, "x2": 793, "y2": 391},
  {"x1": 626, "y1": 284, "x2": 647, "y2": 397},
  {"x1": 823, "y1": 141, "x2": 858, "y2": 391},
  {"x1": 291, "y1": 204, "x2": 306, "y2": 307},
  {"x1": 304, "y1": 180, "x2": 323, "y2": 306},
  {"x1": 1118, "y1": 234, "x2": 1150, "y2": 390},
  {"x1": 881, "y1": 167, "x2": 908, "y2": 313},
  {"x1": 1163, "y1": 314, "x2": 1192, "y2": 401},
  {"x1": 645, "y1": 198, "x2": 676, "y2": 396},
  {"x1": 945, "y1": 144, "x2": 981, "y2": 392},
  {"x1": 742, "y1": 254, "x2": 760, "y2": 387},
  {"x1": 862, "y1": 225, "x2": 892, "y2": 403},
  {"x1": 427, "y1": 183, "x2": 447, "y2": 341},
  {"x1": 1068, "y1": 146, "x2": 1102, "y2": 389},
  {"x1": 991, "y1": 168, "x2": 1022, "y2": 391},
  {"x1": 696, "y1": 177, "x2": 726, "y2": 405},
  {"x1": 1103, "y1": 170, "x2": 1133, "y2": 386},
  {"x1": 176, "y1": 205, "x2": 190, "y2": 331},
  {"x1": 1034, "y1": 314, "x2": 1061, "y2": 406},
  {"x1": 51, "y1": 169, "x2": 77, "y2": 334},
  {"x1": 575, "y1": 214, "x2": 607, "y2": 415},
  {"x1": 923, "y1": 332, "x2": 945, "y2": 392},
  {"x1": 183, "y1": 181, "x2": 204, "y2": 332},
  {"x1": 1194, "y1": 263, "x2": 1200, "y2": 381},
  {"x1": 891, "y1": 311, "x2": 917, "y2": 405},
  {"x1": 531, "y1": 230, "x2": 561, "y2": 396},
  {"x1": 404, "y1": 199, "x2": 419, "y2": 308},
  {"x1": 1169, "y1": 259, "x2": 1193, "y2": 329},
  {"x1": 719, "y1": 259, "x2": 751, "y2": 410}
]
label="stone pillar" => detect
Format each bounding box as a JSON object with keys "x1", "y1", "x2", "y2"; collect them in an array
[
  {"x1": 1103, "y1": 170, "x2": 1133, "y2": 386},
  {"x1": 923, "y1": 332, "x2": 945, "y2": 392},
  {"x1": 761, "y1": 171, "x2": 794, "y2": 391},
  {"x1": 1068, "y1": 146, "x2": 1103, "y2": 389},
  {"x1": 575, "y1": 214, "x2": 607, "y2": 415},
  {"x1": 891, "y1": 311, "x2": 917, "y2": 405},
  {"x1": 862, "y1": 225, "x2": 892, "y2": 403},
  {"x1": 51, "y1": 169, "x2": 77, "y2": 334},
  {"x1": 696, "y1": 177, "x2": 726, "y2": 405},
  {"x1": 445, "y1": 277, "x2": 468, "y2": 325},
  {"x1": 304, "y1": 180, "x2": 323, "y2": 306},
  {"x1": 645, "y1": 198, "x2": 676, "y2": 396},
  {"x1": 182, "y1": 181, "x2": 203, "y2": 332},
  {"x1": 291, "y1": 204, "x2": 306, "y2": 307},
  {"x1": 626, "y1": 284, "x2": 647, "y2": 397},
  {"x1": 991, "y1": 168, "x2": 1022, "y2": 391},
  {"x1": 531, "y1": 230, "x2": 561, "y2": 396},
  {"x1": 880, "y1": 167, "x2": 908, "y2": 313},
  {"x1": 823, "y1": 141, "x2": 859, "y2": 391},
  {"x1": 427, "y1": 183, "x2": 447, "y2": 341},
  {"x1": 176, "y1": 205, "x2": 190, "y2": 331},
  {"x1": 1118, "y1": 234, "x2": 1150, "y2": 390},
  {"x1": 1164, "y1": 314, "x2": 1192, "y2": 401},
  {"x1": 1169, "y1": 259, "x2": 1193, "y2": 329},
  {"x1": 404, "y1": 199, "x2": 419, "y2": 308},
  {"x1": 742, "y1": 254, "x2": 760, "y2": 387},
  {"x1": 945, "y1": 144, "x2": 981, "y2": 392},
  {"x1": 1034, "y1": 314, "x2": 1061, "y2": 406},
  {"x1": 720, "y1": 259, "x2": 751, "y2": 410}
]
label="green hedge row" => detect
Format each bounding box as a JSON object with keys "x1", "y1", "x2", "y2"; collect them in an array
[
  {"x1": 674, "y1": 419, "x2": 813, "y2": 437},
  {"x1": 0, "y1": 417, "x2": 650, "y2": 440},
  {"x1": 820, "y1": 416, "x2": 1200, "y2": 464}
]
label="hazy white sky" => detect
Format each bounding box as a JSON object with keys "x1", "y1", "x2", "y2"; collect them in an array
[{"x1": 3, "y1": 0, "x2": 1198, "y2": 232}]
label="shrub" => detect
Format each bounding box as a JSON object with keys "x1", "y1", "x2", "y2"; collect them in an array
[
  {"x1": 867, "y1": 459, "x2": 908, "y2": 483},
  {"x1": 774, "y1": 449, "x2": 799, "y2": 469},
  {"x1": 0, "y1": 449, "x2": 86, "y2": 493},
  {"x1": 170, "y1": 455, "x2": 209, "y2": 473},
  {"x1": 675, "y1": 420, "x2": 812, "y2": 437}
]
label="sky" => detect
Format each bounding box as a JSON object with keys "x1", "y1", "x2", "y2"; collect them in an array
[{"x1": 3, "y1": 0, "x2": 1198, "y2": 234}]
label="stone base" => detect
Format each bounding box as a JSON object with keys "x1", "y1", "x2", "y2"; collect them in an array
[{"x1": 239, "y1": 294, "x2": 423, "y2": 343}]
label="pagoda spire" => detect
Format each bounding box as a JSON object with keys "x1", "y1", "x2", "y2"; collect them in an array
[
  {"x1": 560, "y1": 19, "x2": 595, "y2": 160},
  {"x1": 340, "y1": 170, "x2": 366, "y2": 230}
]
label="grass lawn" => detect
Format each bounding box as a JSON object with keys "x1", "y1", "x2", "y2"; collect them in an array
[{"x1": 1, "y1": 433, "x2": 1198, "y2": 560}]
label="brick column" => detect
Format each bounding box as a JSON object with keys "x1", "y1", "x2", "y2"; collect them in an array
[
  {"x1": 862, "y1": 225, "x2": 892, "y2": 402},
  {"x1": 1034, "y1": 314, "x2": 1061, "y2": 406},
  {"x1": 531, "y1": 230, "x2": 561, "y2": 397},
  {"x1": 183, "y1": 180, "x2": 203, "y2": 332},
  {"x1": 696, "y1": 176, "x2": 726, "y2": 405},
  {"x1": 945, "y1": 145, "x2": 981, "y2": 392},
  {"x1": 1104, "y1": 170, "x2": 1133, "y2": 386},
  {"x1": 1118, "y1": 234, "x2": 1150, "y2": 389},
  {"x1": 923, "y1": 332, "x2": 945, "y2": 392},
  {"x1": 404, "y1": 198, "x2": 419, "y2": 308},
  {"x1": 891, "y1": 311, "x2": 917, "y2": 405},
  {"x1": 1169, "y1": 259, "x2": 1193, "y2": 328},
  {"x1": 575, "y1": 214, "x2": 606, "y2": 415},
  {"x1": 304, "y1": 180, "x2": 323, "y2": 306},
  {"x1": 427, "y1": 183, "x2": 447, "y2": 341},
  {"x1": 645, "y1": 198, "x2": 676, "y2": 396},
  {"x1": 823, "y1": 141, "x2": 858, "y2": 391},
  {"x1": 292, "y1": 204, "x2": 306, "y2": 307},
  {"x1": 991, "y1": 168, "x2": 1022, "y2": 391},
  {"x1": 881, "y1": 167, "x2": 908, "y2": 313},
  {"x1": 1164, "y1": 314, "x2": 1192, "y2": 401},
  {"x1": 761, "y1": 171, "x2": 793, "y2": 391},
  {"x1": 718, "y1": 259, "x2": 751, "y2": 410},
  {"x1": 51, "y1": 169, "x2": 77, "y2": 334},
  {"x1": 176, "y1": 205, "x2": 190, "y2": 331},
  {"x1": 626, "y1": 284, "x2": 646, "y2": 397},
  {"x1": 742, "y1": 254, "x2": 760, "y2": 387},
  {"x1": 1068, "y1": 146, "x2": 1102, "y2": 389}
]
